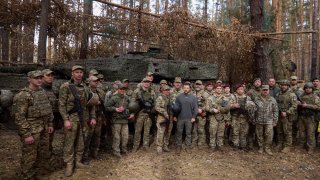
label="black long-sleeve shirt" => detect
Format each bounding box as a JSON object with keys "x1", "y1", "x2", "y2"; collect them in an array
[{"x1": 176, "y1": 92, "x2": 198, "y2": 120}]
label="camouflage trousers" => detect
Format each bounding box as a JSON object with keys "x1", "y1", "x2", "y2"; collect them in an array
[
  {"x1": 291, "y1": 113, "x2": 299, "y2": 144},
  {"x1": 277, "y1": 116, "x2": 293, "y2": 147},
  {"x1": 20, "y1": 129, "x2": 50, "y2": 179},
  {"x1": 63, "y1": 121, "x2": 85, "y2": 164},
  {"x1": 255, "y1": 124, "x2": 273, "y2": 149},
  {"x1": 192, "y1": 116, "x2": 206, "y2": 146},
  {"x1": 133, "y1": 112, "x2": 152, "y2": 148},
  {"x1": 231, "y1": 115, "x2": 249, "y2": 148},
  {"x1": 84, "y1": 114, "x2": 103, "y2": 158},
  {"x1": 112, "y1": 123, "x2": 129, "y2": 153},
  {"x1": 208, "y1": 116, "x2": 225, "y2": 148},
  {"x1": 176, "y1": 118, "x2": 192, "y2": 147},
  {"x1": 298, "y1": 116, "x2": 315, "y2": 149},
  {"x1": 156, "y1": 120, "x2": 173, "y2": 149}
]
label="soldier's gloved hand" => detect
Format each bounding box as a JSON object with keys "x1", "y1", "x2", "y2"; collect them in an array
[
  {"x1": 48, "y1": 127, "x2": 54, "y2": 134},
  {"x1": 25, "y1": 136, "x2": 34, "y2": 145},
  {"x1": 90, "y1": 119, "x2": 97, "y2": 126},
  {"x1": 64, "y1": 120, "x2": 72, "y2": 129}
]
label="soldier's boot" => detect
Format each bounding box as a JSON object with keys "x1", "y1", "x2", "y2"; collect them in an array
[
  {"x1": 275, "y1": 144, "x2": 282, "y2": 151},
  {"x1": 92, "y1": 150, "x2": 98, "y2": 159},
  {"x1": 307, "y1": 147, "x2": 314, "y2": 154},
  {"x1": 75, "y1": 160, "x2": 88, "y2": 168},
  {"x1": 265, "y1": 148, "x2": 273, "y2": 156},
  {"x1": 163, "y1": 146, "x2": 170, "y2": 152},
  {"x1": 132, "y1": 146, "x2": 138, "y2": 153},
  {"x1": 64, "y1": 163, "x2": 74, "y2": 177},
  {"x1": 142, "y1": 146, "x2": 150, "y2": 152},
  {"x1": 185, "y1": 147, "x2": 192, "y2": 154},
  {"x1": 281, "y1": 147, "x2": 291, "y2": 153},
  {"x1": 258, "y1": 147, "x2": 263, "y2": 154},
  {"x1": 157, "y1": 147, "x2": 163, "y2": 154},
  {"x1": 217, "y1": 146, "x2": 225, "y2": 152},
  {"x1": 176, "y1": 146, "x2": 182, "y2": 154},
  {"x1": 113, "y1": 151, "x2": 122, "y2": 158},
  {"x1": 122, "y1": 149, "x2": 128, "y2": 155}
]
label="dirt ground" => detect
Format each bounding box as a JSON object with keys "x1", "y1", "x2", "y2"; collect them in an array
[{"x1": 1, "y1": 124, "x2": 320, "y2": 180}]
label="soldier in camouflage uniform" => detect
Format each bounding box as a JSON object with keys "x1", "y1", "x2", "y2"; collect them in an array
[
  {"x1": 246, "y1": 78, "x2": 262, "y2": 150},
  {"x1": 290, "y1": 76, "x2": 303, "y2": 144},
  {"x1": 132, "y1": 78, "x2": 156, "y2": 152},
  {"x1": 204, "y1": 81, "x2": 214, "y2": 97},
  {"x1": 155, "y1": 85, "x2": 171, "y2": 153},
  {"x1": 205, "y1": 84, "x2": 230, "y2": 151},
  {"x1": 97, "y1": 74, "x2": 109, "y2": 93},
  {"x1": 297, "y1": 82, "x2": 320, "y2": 153},
  {"x1": 312, "y1": 77, "x2": 320, "y2": 146},
  {"x1": 275, "y1": 80, "x2": 297, "y2": 153},
  {"x1": 83, "y1": 76, "x2": 105, "y2": 163},
  {"x1": 268, "y1": 78, "x2": 280, "y2": 98},
  {"x1": 41, "y1": 69, "x2": 60, "y2": 157},
  {"x1": 229, "y1": 84, "x2": 254, "y2": 150},
  {"x1": 254, "y1": 85, "x2": 278, "y2": 155},
  {"x1": 13, "y1": 70, "x2": 54, "y2": 179},
  {"x1": 105, "y1": 84, "x2": 134, "y2": 157},
  {"x1": 192, "y1": 80, "x2": 207, "y2": 148},
  {"x1": 223, "y1": 85, "x2": 233, "y2": 145},
  {"x1": 59, "y1": 65, "x2": 96, "y2": 177}
]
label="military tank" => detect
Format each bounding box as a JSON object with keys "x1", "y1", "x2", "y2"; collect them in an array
[{"x1": 0, "y1": 48, "x2": 218, "y2": 91}]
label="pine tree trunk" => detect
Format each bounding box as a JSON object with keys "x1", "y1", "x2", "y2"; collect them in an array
[
  {"x1": 0, "y1": 27, "x2": 9, "y2": 62},
  {"x1": 250, "y1": 0, "x2": 274, "y2": 83},
  {"x1": 38, "y1": 0, "x2": 50, "y2": 64},
  {"x1": 80, "y1": 0, "x2": 92, "y2": 59},
  {"x1": 311, "y1": 0, "x2": 318, "y2": 79},
  {"x1": 203, "y1": 0, "x2": 208, "y2": 22}
]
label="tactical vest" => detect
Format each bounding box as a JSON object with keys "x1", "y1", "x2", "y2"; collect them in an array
[
  {"x1": 25, "y1": 89, "x2": 52, "y2": 118},
  {"x1": 299, "y1": 93, "x2": 317, "y2": 116},
  {"x1": 230, "y1": 95, "x2": 247, "y2": 116},
  {"x1": 277, "y1": 91, "x2": 292, "y2": 112}
]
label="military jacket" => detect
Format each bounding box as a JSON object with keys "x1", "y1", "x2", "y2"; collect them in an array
[
  {"x1": 205, "y1": 93, "x2": 230, "y2": 121},
  {"x1": 13, "y1": 87, "x2": 53, "y2": 138},
  {"x1": 105, "y1": 93, "x2": 130, "y2": 124},
  {"x1": 276, "y1": 90, "x2": 297, "y2": 115},
  {"x1": 59, "y1": 80, "x2": 96, "y2": 122},
  {"x1": 298, "y1": 92, "x2": 320, "y2": 116},
  {"x1": 42, "y1": 83, "x2": 59, "y2": 113},
  {"x1": 155, "y1": 94, "x2": 170, "y2": 123},
  {"x1": 229, "y1": 94, "x2": 253, "y2": 117},
  {"x1": 170, "y1": 88, "x2": 183, "y2": 103},
  {"x1": 254, "y1": 95, "x2": 278, "y2": 125},
  {"x1": 247, "y1": 87, "x2": 261, "y2": 102}
]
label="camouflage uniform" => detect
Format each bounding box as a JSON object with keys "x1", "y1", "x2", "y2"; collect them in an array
[
  {"x1": 254, "y1": 95, "x2": 278, "y2": 151},
  {"x1": 105, "y1": 93, "x2": 131, "y2": 153},
  {"x1": 13, "y1": 87, "x2": 53, "y2": 179},
  {"x1": 59, "y1": 80, "x2": 96, "y2": 165},
  {"x1": 223, "y1": 92, "x2": 233, "y2": 144},
  {"x1": 41, "y1": 81, "x2": 60, "y2": 154},
  {"x1": 247, "y1": 87, "x2": 261, "y2": 148},
  {"x1": 192, "y1": 89, "x2": 207, "y2": 147},
  {"x1": 155, "y1": 94, "x2": 171, "y2": 151},
  {"x1": 276, "y1": 89, "x2": 297, "y2": 149},
  {"x1": 170, "y1": 88, "x2": 183, "y2": 103},
  {"x1": 297, "y1": 92, "x2": 320, "y2": 150},
  {"x1": 229, "y1": 94, "x2": 253, "y2": 148},
  {"x1": 84, "y1": 87, "x2": 105, "y2": 159},
  {"x1": 290, "y1": 85, "x2": 303, "y2": 144},
  {"x1": 132, "y1": 86, "x2": 156, "y2": 150},
  {"x1": 205, "y1": 93, "x2": 230, "y2": 149}
]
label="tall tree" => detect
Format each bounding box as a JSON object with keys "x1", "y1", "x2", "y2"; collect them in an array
[
  {"x1": 250, "y1": 0, "x2": 274, "y2": 82},
  {"x1": 38, "y1": 0, "x2": 50, "y2": 64},
  {"x1": 311, "y1": 0, "x2": 318, "y2": 79},
  {"x1": 80, "y1": 0, "x2": 93, "y2": 59},
  {"x1": 0, "y1": 27, "x2": 9, "y2": 62}
]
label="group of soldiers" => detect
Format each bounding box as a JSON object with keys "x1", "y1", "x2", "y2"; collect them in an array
[{"x1": 12, "y1": 65, "x2": 320, "y2": 179}]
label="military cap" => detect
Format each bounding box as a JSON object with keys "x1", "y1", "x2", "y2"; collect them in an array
[
  {"x1": 216, "y1": 80, "x2": 222, "y2": 84},
  {"x1": 304, "y1": 82, "x2": 314, "y2": 89},
  {"x1": 261, "y1": 85, "x2": 269, "y2": 90},
  {"x1": 42, "y1": 69, "x2": 54, "y2": 76},
  {"x1": 160, "y1": 79, "x2": 167, "y2": 84},
  {"x1": 122, "y1": 79, "x2": 129, "y2": 83},
  {"x1": 28, "y1": 70, "x2": 43, "y2": 78},
  {"x1": 72, "y1": 65, "x2": 84, "y2": 71},
  {"x1": 206, "y1": 81, "x2": 214, "y2": 86},
  {"x1": 89, "y1": 69, "x2": 99, "y2": 75},
  {"x1": 234, "y1": 83, "x2": 244, "y2": 90},
  {"x1": 195, "y1": 80, "x2": 202, "y2": 85},
  {"x1": 114, "y1": 80, "x2": 121, "y2": 85},
  {"x1": 279, "y1": 80, "x2": 290, "y2": 86},
  {"x1": 161, "y1": 85, "x2": 171, "y2": 91},
  {"x1": 142, "y1": 78, "x2": 151, "y2": 82},
  {"x1": 118, "y1": 83, "x2": 126, "y2": 89},
  {"x1": 89, "y1": 76, "x2": 99, "y2": 81},
  {"x1": 174, "y1": 77, "x2": 182, "y2": 83},
  {"x1": 147, "y1": 72, "x2": 154, "y2": 76},
  {"x1": 184, "y1": 81, "x2": 191, "y2": 85},
  {"x1": 290, "y1": 76, "x2": 298, "y2": 80},
  {"x1": 223, "y1": 84, "x2": 230, "y2": 88},
  {"x1": 97, "y1": 74, "x2": 104, "y2": 79}
]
